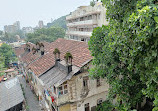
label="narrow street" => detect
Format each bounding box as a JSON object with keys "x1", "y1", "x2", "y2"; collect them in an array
[{"x1": 18, "y1": 76, "x2": 42, "y2": 111}]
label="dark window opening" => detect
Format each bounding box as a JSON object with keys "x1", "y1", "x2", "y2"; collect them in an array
[
  {"x1": 83, "y1": 76, "x2": 89, "y2": 89},
  {"x1": 85, "y1": 103, "x2": 89, "y2": 111},
  {"x1": 97, "y1": 98, "x2": 103, "y2": 105},
  {"x1": 96, "y1": 78, "x2": 101, "y2": 87},
  {"x1": 81, "y1": 38, "x2": 85, "y2": 41}
]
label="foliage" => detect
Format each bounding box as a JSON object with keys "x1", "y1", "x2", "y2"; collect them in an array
[
  {"x1": 64, "y1": 52, "x2": 73, "y2": 64},
  {"x1": 0, "y1": 55, "x2": 5, "y2": 76},
  {"x1": 47, "y1": 15, "x2": 67, "y2": 30},
  {"x1": 53, "y1": 48, "x2": 60, "y2": 59},
  {"x1": 0, "y1": 43, "x2": 16, "y2": 68},
  {"x1": 26, "y1": 26, "x2": 65, "y2": 43},
  {"x1": 89, "y1": 0, "x2": 158, "y2": 110},
  {"x1": 0, "y1": 30, "x2": 24, "y2": 43},
  {"x1": 90, "y1": 0, "x2": 96, "y2": 7},
  {"x1": 96, "y1": 100, "x2": 114, "y2": 111},
  {"x1": 53, "y1": 48, "x2": 60, "y2": 55},
  {"x1": 0, "y1": 32, "x2": 17, "y2": 43}
]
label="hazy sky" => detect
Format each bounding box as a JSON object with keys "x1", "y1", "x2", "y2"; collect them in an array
[{"x1": 0, "y1": 0, "x2": 91, "y2": 30}]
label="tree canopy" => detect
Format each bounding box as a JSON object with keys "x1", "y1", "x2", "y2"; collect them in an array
[
  {"x1": 26, "y1": 26, "x2": 65, "y2": 43},
  {"x1": 89, "y1": 0, "x2": 158, "y2": 110},
  {"x1": 0, "y1": 30, "x2": 24, "y2": 43},
  {"x1": 0, "y1": 55, "x2": 5, "y2": 76},
  {"x1": 0, "y1": 43, "x2": 16, "y2": 68},
  {"x1": 47, "y1": 15, "x2": 67, "y2": 30}
]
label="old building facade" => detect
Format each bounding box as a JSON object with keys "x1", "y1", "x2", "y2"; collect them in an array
[{"x1": 15, "y1": 38, "x2": 109, "y2": 111}]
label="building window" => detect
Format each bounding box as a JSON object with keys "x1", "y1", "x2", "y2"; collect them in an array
[
  {"x1": 80, "y1": 17, "x2": 84, "y2": 21},
  {"x1": 96, "y1": 78, "x2": 101, "y2": 87},
  {"x1": 85, "y1": 103, "x2": 90, "y2": 111},
  {"x1": 52, "y1": 86, "x2": 56, "y2": 94},
  {"x1": 83, "y1": 10, "x2": 86, "y2": 14},
  {"x1": 88, "y1": 15, "x2": 92, "y2": 20},
  {"x1": 98, "y1": 14, "x2": 100, "y2": 19},
  {"x1": 81, "y1": 38, "x2": 86, "y2": 41},
  {"x1": 97, "y1": 98, "x2": 103, "y2": 105},
  {"x1": 83, "y1": 76, "x2": 89, "y2": 89},
  {"x1": 74, "y1": 36, "x2": 78, "y2": 40},
  {"x1": 58, "y1": 82, "x2": 68, "y2": 96}
]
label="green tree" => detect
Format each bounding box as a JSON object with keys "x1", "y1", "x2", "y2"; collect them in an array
[
  {"x1": 0, "y1": 32, "x2": 18, "y2": 43},
  {"x1": 26, "y1": 26, "x2": 65, "y2": 43},
  {"x1": 47, "y1": 15, "x2": 67, "y2": 29},
  {"x1": 90, "y1": 0, "x2": 95, "y2": 7},
  {"x1": 89, "y1": 0, "x2": 158, "y2": 110},
  {"x1": 0, "y1": 43, "x2": 16, "y2": 68},
  {"x1": 0, "y1": 55, "x2": 5, "y2": 76}
]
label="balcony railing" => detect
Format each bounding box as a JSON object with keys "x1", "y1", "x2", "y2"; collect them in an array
[
  {"x1": 66, "y1": 31, "x2": 92, "y2": 37},
  {"x1": 66, "y1": 7, "x2": 101, "y2": 20},
  {"x1": 67, "y1": 20, "x2": 97, "y2": 27}
]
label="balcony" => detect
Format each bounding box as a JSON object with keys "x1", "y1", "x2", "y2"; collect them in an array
[
  {"x1": 66, "y1": 31, "x2": 92, "y2": 37},
  {"x1": 67, "y1": 20, "x2": 97, "y2": 27},
  {"x1": 66, "y1": 7, "x2": 101, "y2": 20},
  {"x1": 57, "y1": 94, "x2": 69, "y2": 105}
]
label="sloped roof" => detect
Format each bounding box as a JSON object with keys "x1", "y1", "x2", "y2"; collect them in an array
[
  {"x1": 39, "y1": 64, "x2": 80, "y2": 88},
  {"x1": 15, "y1": 41, "x2": 50, "y2": 65},
  {"x1": 0, "y1": 77, "x2": 24, "y2": 111},
  {"x1": 28, "y1": 38, "x2": 92, "y2": 76}
]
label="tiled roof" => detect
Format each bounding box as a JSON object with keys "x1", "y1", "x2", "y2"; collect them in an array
[
  {"x1": 15, "y1": 42, "x2": 50, "y2": 65},
  {"x1": 28, "y1": 38, "x2": 92, "y2": 76}
]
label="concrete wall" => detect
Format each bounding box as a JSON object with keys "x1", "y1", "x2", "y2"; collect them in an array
[
  {"x1": 75, "y1": 72, "x2": 109, "y2": 101},
  {"x1": 76, "y1": 92, "x2": 108, "y2": 111},
  {"x1": 59, "y1": 104, "x2": 71, "y2": 111}
]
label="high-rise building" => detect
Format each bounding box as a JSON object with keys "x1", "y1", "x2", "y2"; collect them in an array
[
  {"x1": 13, "y1": 21, "x2": 20, "y2": 30},
  {"x1": 4, "y1": 21, "x2": 20, "y2": 33},
  {"x1": 66, "y1": 2, "x2": 108, "y2": 42},
  {"x1": 4, "y1": 25, "x2": 17, "y2": 33},
  {"x1": 22, "y1": 26, "x2": 34, "y2": 37},
  {"x1": 38, "y1": 20, "x2": 44, "y2": 28},
  {"x1": 22, "y1": 27, "x2": 34, "y2": 34}
]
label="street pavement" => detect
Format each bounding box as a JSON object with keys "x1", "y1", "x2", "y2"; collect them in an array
[{"x1": 18, "y1": 76, "x2": 42, "y2": 111}]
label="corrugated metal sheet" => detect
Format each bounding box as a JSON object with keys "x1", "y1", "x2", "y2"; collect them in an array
[
  {"x1": 40, "y1": 65, "x2": 80, "y2": 88},
  {"x1": 0, "y1": 77, "x2": 24, "y2": 111}
]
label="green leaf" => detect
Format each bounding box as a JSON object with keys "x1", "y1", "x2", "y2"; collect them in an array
[{"x1": 154, "y1": 16, "x2": 158, "y2": 23}]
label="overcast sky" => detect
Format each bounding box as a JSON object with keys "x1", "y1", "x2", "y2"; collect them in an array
[{"x1": 0, "y1": 0, "x2": 91, "y2": 30}]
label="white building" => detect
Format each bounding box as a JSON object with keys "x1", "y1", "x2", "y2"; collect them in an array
[
  {"x1": 66, "y1": 2, "x2": 108, "y2": 42},
  {"x1": 22, "y1": 27, "x2": 34, "y2": 34}
]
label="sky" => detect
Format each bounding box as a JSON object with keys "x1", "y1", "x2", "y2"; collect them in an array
[{"x1": 0, "y1": 0, "x2": 91, "y2": 30}]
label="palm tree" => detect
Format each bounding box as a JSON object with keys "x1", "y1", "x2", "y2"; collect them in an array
[
  {"x1": 53, "y1": 48, "x2": 60, "y2": 59},
  {"x1": 64, "y1": 52, "x2": 73, "y2": 65}
]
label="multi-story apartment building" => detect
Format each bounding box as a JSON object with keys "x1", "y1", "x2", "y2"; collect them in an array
[
  {"x1": 4, "y1": 21, "x2": 21, "y2": 33},
  {"x1": 38, "y1": 20, "x2": 44, "y2": 29},
  {"x1": 22, "y1": 27, "x2": 34, "y2": 34},
  {"x1": 13, "y1": 21, "x2": 21, "y2": 31},
  {"x1": 22, "y1": 26, "x2": 34, "y2": 37},
  {"x1": 4, "y1": 25, "x2": 17, "y2": 33},
  {"x1": 66, "y1": 2, "x2": 108, "y2": 42}
]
